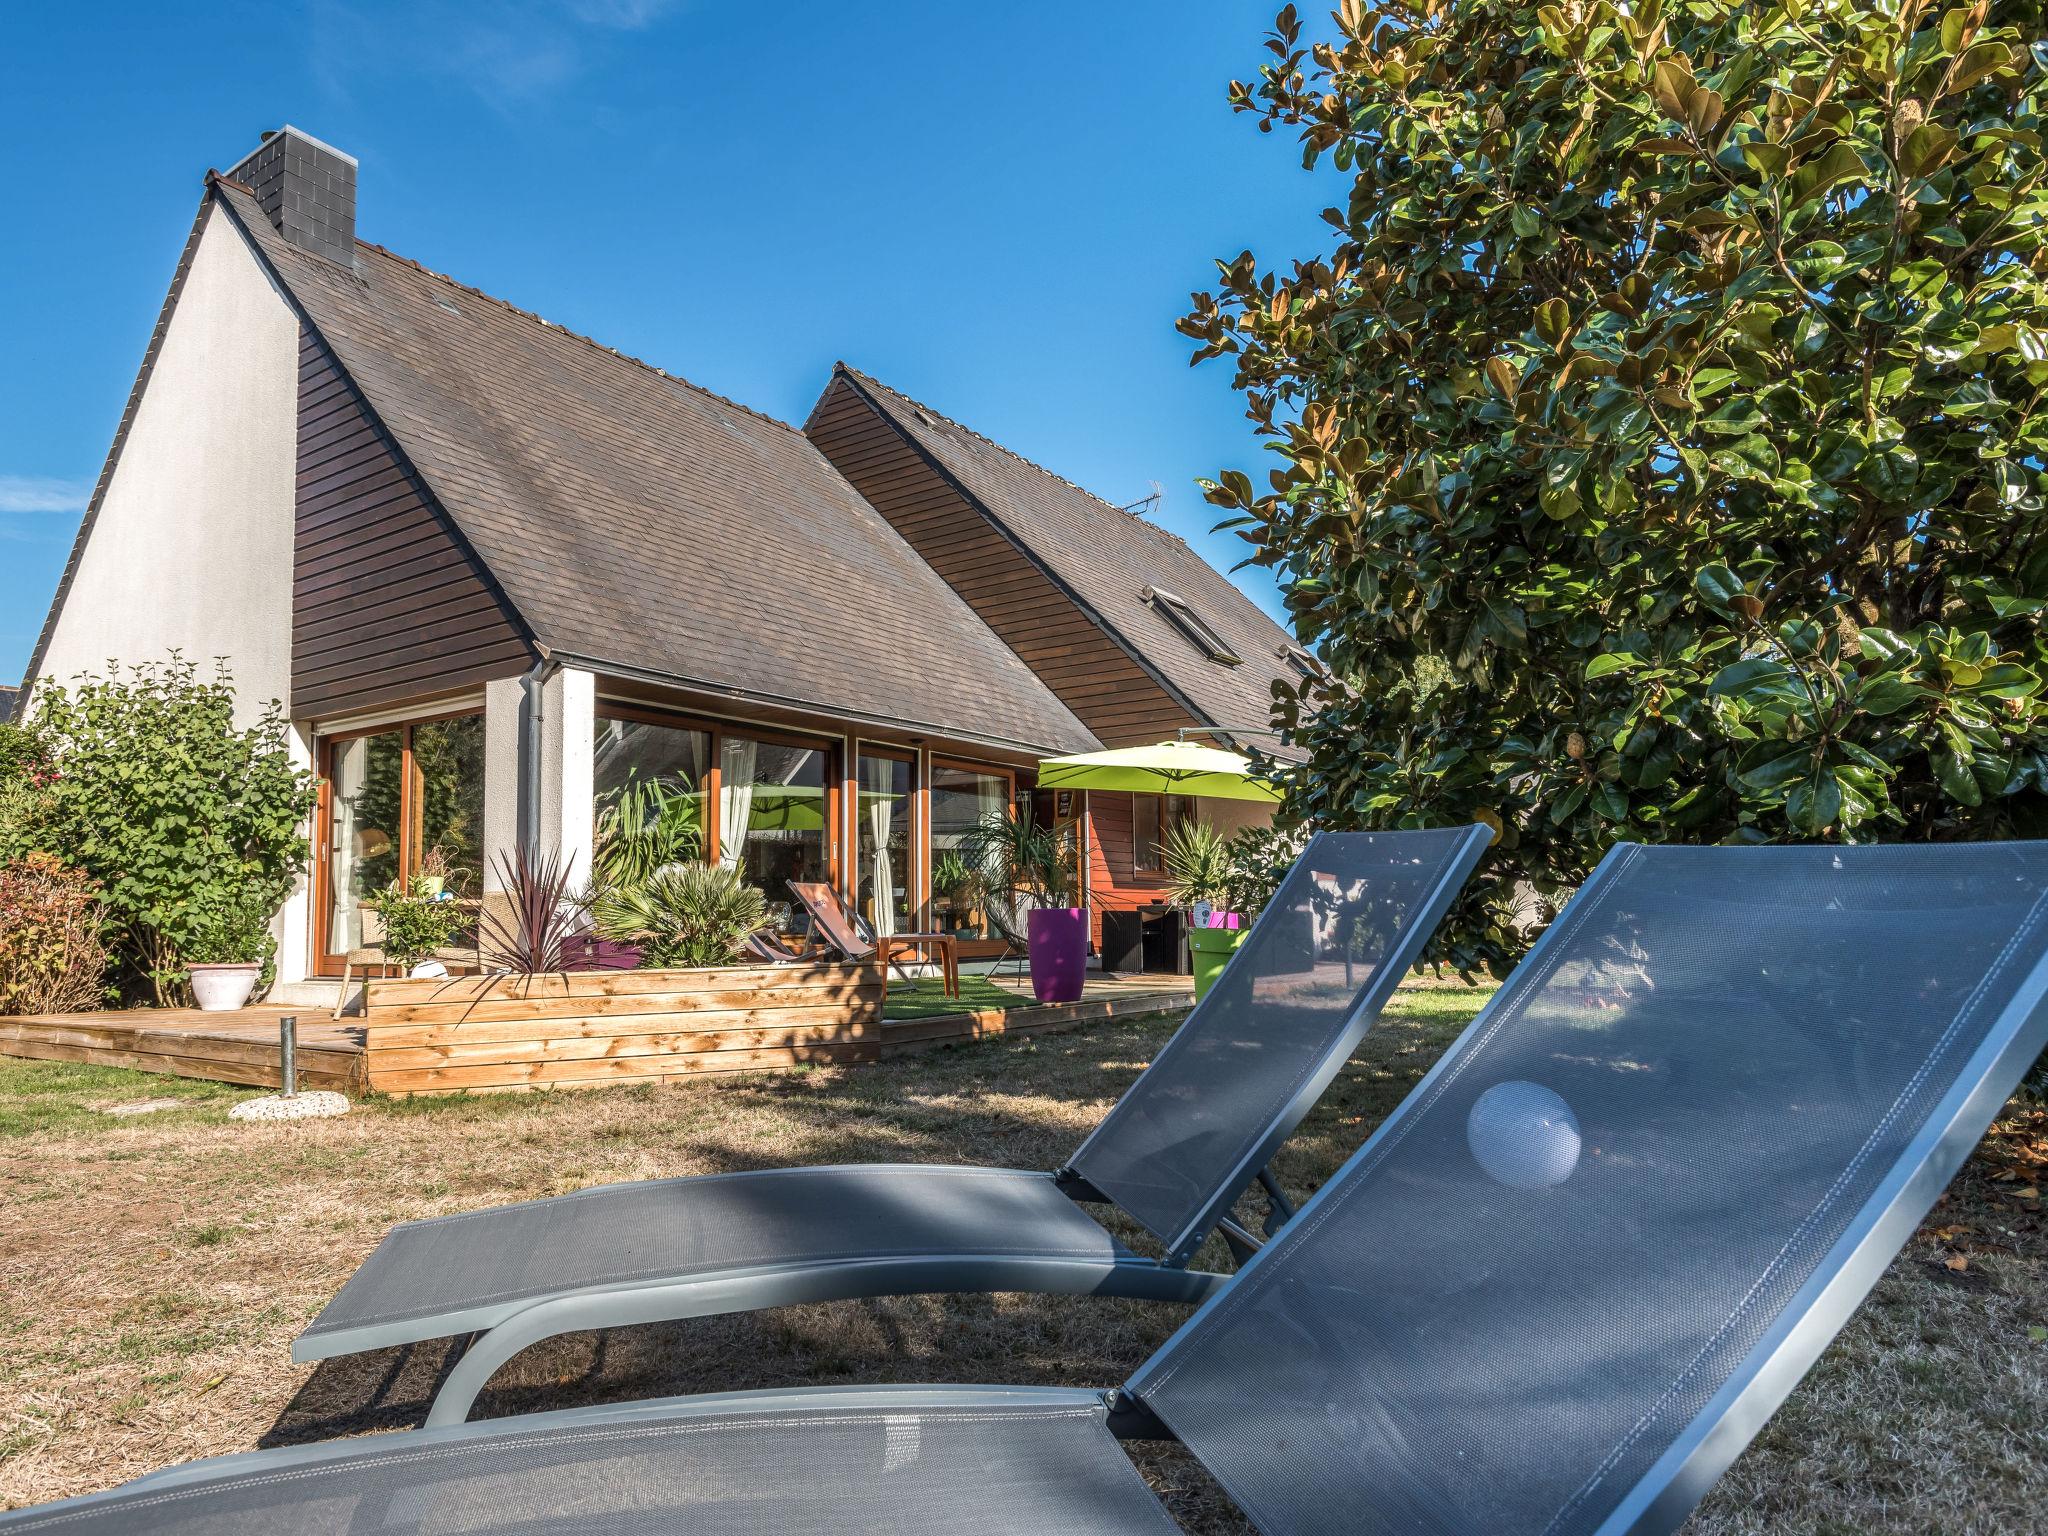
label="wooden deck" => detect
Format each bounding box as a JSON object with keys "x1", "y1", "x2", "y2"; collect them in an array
[
  {"x1": 0, "y1": 974, "x2": 1192, "y2": 1097},
  {"x1": 0, "y1": 1006, "x2": 365, "y2": 1093}
]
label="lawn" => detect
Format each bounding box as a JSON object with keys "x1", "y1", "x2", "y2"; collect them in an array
[
  {"x1": 880, "y1": 974, "x2": 1040, "y2": 1020},
  {"x1": 0, "y1": 978, "x2": 2041, "y2": 1531}
]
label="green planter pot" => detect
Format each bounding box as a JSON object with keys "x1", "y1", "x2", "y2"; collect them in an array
[{"x1": 1187, "y1": 923, "x2": 1247, "y2": 1002}]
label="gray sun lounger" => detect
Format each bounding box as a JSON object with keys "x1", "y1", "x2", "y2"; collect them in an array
[
  {"x1": 294, "y1": 826, "x2": 1492, "y2": 1427},
  {"x1": 14, "y1": 838, "x2": 2048, "y2": 1535}
]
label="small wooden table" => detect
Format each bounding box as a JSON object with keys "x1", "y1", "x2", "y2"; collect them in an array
[{"x1": 875, "y1": 933, "x2": 961, "y2": 998}]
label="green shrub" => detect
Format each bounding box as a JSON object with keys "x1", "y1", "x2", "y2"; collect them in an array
[
  {"x1": 19, "y1": 658, "x2": 315, "y2": 1003},
  {"x1": 590, "y1": 863, "x2": 767, "y2": 968},
  {"x1": 0, "y1": 853, "x2": 111, "y2": 1014},
  {"x1": 374, "y1": 878, "x2": 460, "y2": 973},
  {"x1": 1189, "y1": 1, "x2": 2048, "y2": 972},
  {"x1": 179, "y1": 883, "x2": 280, "y2": 990},
  {"x1": 1223, "y1": 823, "x2": 1309, "y2": 924},
  {"x1": 0, "y1": 721, "x2": 50, "y2": 788}
]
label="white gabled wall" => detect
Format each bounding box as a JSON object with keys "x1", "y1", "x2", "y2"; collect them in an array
[
  {"x1": 30, "y1": 200, "x2": 300, "y2": 725},
  {"x1": 28, "y1": 198, "x2": 305, "y2": 976}
]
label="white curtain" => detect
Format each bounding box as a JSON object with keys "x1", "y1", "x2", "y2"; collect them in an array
[
  {"x1": 328, "y1": 740, "x2": 367, "y2": 952},
  {"x1": 868, "y1": 791, "x2": 896, "y2": 937},
  {"x1": 718, "y1": 736, "x2": 758, "y2": 874}
]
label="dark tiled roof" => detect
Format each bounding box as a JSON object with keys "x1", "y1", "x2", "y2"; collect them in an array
[
  {"x1": 210, "y1": 182, "x2": 1096, "y2": 758},
  {"x1": 0, "y1": 685, "x2": 17, "y2": 724},
  {"x1": 837, "y1": 369, "x2": 1304, "y2": 756}
]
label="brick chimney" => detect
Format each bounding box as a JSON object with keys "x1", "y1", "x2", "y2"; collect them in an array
[{"x1": 221, "y1": 126, "x2": 357, "y2": 267}]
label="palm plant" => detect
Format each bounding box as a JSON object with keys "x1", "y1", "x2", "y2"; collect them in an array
[
  {"x1": 589, "y1": 863, "x2": 767, "y2": 969},
  {"x1": 592, "y1": 777, "x2": 702, "y2": 891},
  {"x1": 960, "y1": 813, "x2": 1082, "y2": 911},
  {"x1": 1161, "y1": 819, "x2": 1233, "y2": 914},
  {"x1": 479, "y1": 847, "x2": 586, "y2": 975}
]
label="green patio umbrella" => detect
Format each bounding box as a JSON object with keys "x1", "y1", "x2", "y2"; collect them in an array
[
  {"x1": 1033, "y1": 740, "x2": 1282, "y2": 803},
  {"x1": 748, "y1": 785, "x2": 826, "y2": 832}
]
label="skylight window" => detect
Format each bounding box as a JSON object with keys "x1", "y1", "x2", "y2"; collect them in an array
[
  {"x1": 1144, "y1": 586, "x2": 1240, "y2": 666},
  {"x1": 1278, "y1": 643, "x2": 1327, "y2": 681}
]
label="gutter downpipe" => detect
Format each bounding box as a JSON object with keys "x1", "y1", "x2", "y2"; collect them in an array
[{"x1": 517, "y1": 654, "x2": 559, "y2": 858}]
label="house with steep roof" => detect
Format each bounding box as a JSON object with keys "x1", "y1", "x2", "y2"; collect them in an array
[{"x1": 18, "y1": 128, "x2": 1301, "y2": 995}]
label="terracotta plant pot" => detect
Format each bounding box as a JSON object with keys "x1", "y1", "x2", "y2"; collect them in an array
[
  {"x1": 188, "y1": 962, "x2": 261, "y2": 1012},
  {"x1": 1026, "y1": 907, "x2": 1088, "y2": 1004}
]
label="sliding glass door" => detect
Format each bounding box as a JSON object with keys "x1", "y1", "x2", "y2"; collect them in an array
[
  {"x1": 720, "y1": 733, "x2": 830, "y2": 933},
  {"x1": 324, "y1": 730, "x2": 403, "y2": 960},
  {"x1": 317, "y1": 713, "x2": 485, "y2": 972},
  {"x1": 930, "y1": 761, "x2": 1015, "y2": 943},
  {"x1": 856, "y1": 751, "x2": 914, "y2": 938},
  {"x1": 596, "y1": 707, "x2": 836, "y2": 936}
]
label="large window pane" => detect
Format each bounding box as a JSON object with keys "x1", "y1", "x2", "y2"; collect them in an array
[
  {"x1": 326, "y1": 731, "x2": 403, "y2": 958},
  {"x1": 857, "y1": 753, "x2": 913, "y2": 938},
  {"x1": 593, "y1": 717, "x2": 712, "y2": 882},
  {"x1": 411, "y1": 715, "x2": 487, "y2": 896},
  {"x1": 931, "y1": 764, "x2": 1009, "y2": 940},
  {"x1": 721, "y1": 735, "x2": 828, "y2": 932}
]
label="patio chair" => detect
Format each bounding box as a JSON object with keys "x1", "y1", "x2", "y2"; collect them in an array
[
  {"x1": 18, "y1": 839, "x2": 2048, "y2": 1536},
  {"x1": 287, "y1": 827, "x2": 1491, "y2": 1428},
  {"x1": 788, "y1": 879, "x2": 961, "y2": 997}
]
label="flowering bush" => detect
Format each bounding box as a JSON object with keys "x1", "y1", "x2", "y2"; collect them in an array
[{"x1": 0, "y1": 853, "x2": 111, "y2": 1015}]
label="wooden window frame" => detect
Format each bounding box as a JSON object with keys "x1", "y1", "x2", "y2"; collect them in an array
[
  {"x1": 927, "y1": 757, "x2": 1020, "y2": 958},
  {"x1": 311, "y1": 707, "x2": 482, "y2": 977},
  {"x1": 1143, "y1": 585, "x2": 1242, "y2": 666},
  {"x1": 1131, "y1": 791, "x2": 1196, "y2": 878},
  {"x1": 594, "y1": 703, "x2": 843, "y2": 889}
]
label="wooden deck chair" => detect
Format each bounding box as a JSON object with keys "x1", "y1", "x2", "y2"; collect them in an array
[{"x1": 788, "y1": 880, "x2": 960, "y2": 998}]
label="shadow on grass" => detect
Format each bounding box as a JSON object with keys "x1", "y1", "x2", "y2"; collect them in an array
[{"x1": 255, "y1": 988, "x2": 1487, "y2": 1450}]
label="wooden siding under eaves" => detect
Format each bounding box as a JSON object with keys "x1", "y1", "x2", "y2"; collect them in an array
[
  {"x1": 806, "y1": 376, "x2": 1197, "y2": 749},
  {"x1": 292, "y1": 325, "x2": 533, "y2": 718}
]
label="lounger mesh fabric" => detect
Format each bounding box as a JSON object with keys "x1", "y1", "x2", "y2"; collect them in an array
[
  {"x1": 1068, "y1": 827, "x2": 1479, "y2": 1251},
  {"x1": 302, "y1": 1166, "x2": 1123, "y2": 1351},
  {"x1": 1131, "y1": 842, "x2": 2048, "y2": 1536},
  {"x1": 0, "y1": 1398, "x2": 1180, "y2": 1535}
]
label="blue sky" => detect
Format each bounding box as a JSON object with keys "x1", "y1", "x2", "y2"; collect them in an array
[{"x1": 0, "y1": 1, "x2": 1333, "y2": 686}]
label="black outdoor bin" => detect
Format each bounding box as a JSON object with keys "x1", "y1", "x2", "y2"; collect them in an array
[{"x1": 1140, "y1": 904, "x2": 1186, "y2": 974}]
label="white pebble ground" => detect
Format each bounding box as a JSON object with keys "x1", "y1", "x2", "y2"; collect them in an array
[{"x1": 228, "y1": 1091, "x2": 350, "y2": 1122}]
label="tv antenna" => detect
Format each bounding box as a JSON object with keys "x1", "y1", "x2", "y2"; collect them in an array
[{"x1": 1120, "y1": 480, "x2": 1163, "y2": 518}]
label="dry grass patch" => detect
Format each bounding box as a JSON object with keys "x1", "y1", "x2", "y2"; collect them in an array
[{"x1": 0, "y1": 978, "x2": 2041, "y2": 1532}]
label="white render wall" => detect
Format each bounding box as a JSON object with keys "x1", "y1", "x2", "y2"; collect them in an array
[
  {"x1": 29, "y1": 202, "x2": 300, "y2": 727},
  {"x1": 479, "y1": 667, "x2": 595, "y2": 894},
  {"x1": 26, "y1": 202, "x2": 307, "y2": 978}
]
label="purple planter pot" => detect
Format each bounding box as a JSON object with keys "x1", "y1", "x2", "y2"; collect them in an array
[
  {"x1": 561, "y1": 935, "x2": 644, "y2": 972},
  {"x1": 1027, "y1": 907, "x2": 1089, "y2": 1004}
]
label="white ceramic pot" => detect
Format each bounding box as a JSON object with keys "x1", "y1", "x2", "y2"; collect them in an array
[{"x1": 188, "y1": 962, "x2": 261, "y2": 1012}]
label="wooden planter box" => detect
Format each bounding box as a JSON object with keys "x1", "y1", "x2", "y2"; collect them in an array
[{"x1": 357, "y1": 961, "x2": 886, "y2": 1096}]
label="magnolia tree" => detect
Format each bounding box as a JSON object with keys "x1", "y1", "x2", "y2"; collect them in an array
[{"x1": 1185, "y1": 0, "x2": 2048, "y2": 970}]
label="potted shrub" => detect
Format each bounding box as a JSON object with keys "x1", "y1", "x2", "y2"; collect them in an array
[
  {"x1": 374, "y1": 875, "x2": 460, "y2": 977},
  {"x1": 963, "y1": 814, "x2": 1089, "y2": 1004},
  {"x1": 589, "y1": 863, "x2": 766, "y2": 967},
  {"x1": 930, "y1": 851, "x2": 982, "y2": 940},
  {"x1": 181, "y1": 887, "x2": 278, "y2": 1012},
  {"x1": 1163, "y1": 820, "x2": 1242, "y2": 1001},
  {"x1": 414, "y1": 845, "x2": 453, "y2": 899}
]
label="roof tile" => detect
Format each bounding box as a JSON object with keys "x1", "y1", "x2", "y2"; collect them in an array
[{"x1": 211, "y1": 183, "x2": 1096, "y2": 758}]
